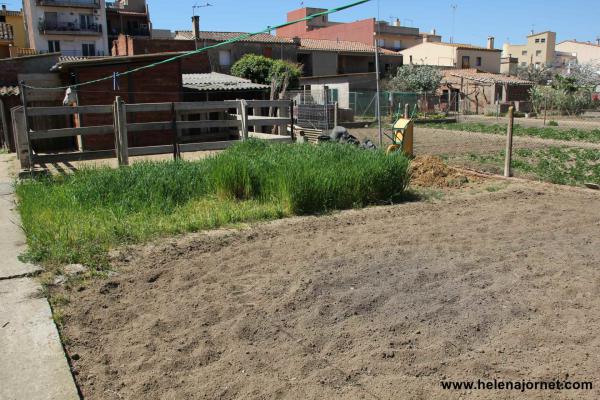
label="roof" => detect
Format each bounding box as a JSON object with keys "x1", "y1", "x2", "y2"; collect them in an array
[
  {"x1": 527, "y1": 31, "x2": 555, "y2": 38},
  {"x1": 298, "y1": 38, "x2": 401, "y2": 56},
  {"x1": 432, "y1": 42, "x2": 501, "y2": 52},
  {"x1": 174, "y1": 31, "x2": 294, "y2": 44},
  {"x1": 0, "y1": 86, "x2": 20, "y2": 97},
  {"x1": 442, "y1": 69, "x2": 534, "y2": 86},
  {"x1": 557, "y1": 40, "x2": 600, "y2": 49},
  {"x1": 52, "y1": 52, "x2": 189, "y2": 70},
  {"x1": 0, "y1": 9, "x2": 22, "y2": 17},
  {"x1": 182, "y1": 73, "x2": 269, "y2": 91}
]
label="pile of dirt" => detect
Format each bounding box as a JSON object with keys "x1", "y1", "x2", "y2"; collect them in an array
[{"x1": 410, "y1": 155, "x2": 471, "y2": 187}]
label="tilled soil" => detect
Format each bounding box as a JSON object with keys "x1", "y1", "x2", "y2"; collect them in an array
[
  {"x1": 352, "y1": 127, "x2": 600, "y2": 156},
  {"x1": 60, "y1": 181, "x2": 600, "y2": 399}
]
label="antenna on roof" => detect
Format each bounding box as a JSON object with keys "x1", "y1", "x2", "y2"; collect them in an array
[
  {"x1": 450, "y1": 4, "x2": 457, "y2": 44},
  {"x1": 192, "y1": 2, "x2": 212, "y2": 18}
]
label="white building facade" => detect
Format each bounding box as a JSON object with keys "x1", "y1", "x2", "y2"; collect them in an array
[{"x1": 23, "y1": 0, "x2": 109, "y2": 56}]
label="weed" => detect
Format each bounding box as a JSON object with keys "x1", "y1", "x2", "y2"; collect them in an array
[{"x1": 17, "y1": 140, "x2": 411, "y2": 268}]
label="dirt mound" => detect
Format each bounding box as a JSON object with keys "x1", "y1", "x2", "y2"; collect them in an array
[{"x1": 410, "y1": 155, "x2": 471, "y2": 187}]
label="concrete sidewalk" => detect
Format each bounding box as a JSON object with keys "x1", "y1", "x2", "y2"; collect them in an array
[{"x1": 0, "y1": 154, "x2": 79, "y2": 400}]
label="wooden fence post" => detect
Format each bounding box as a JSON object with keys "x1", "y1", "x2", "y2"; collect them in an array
[
  {"x1": 114, "y1": 97, "x2": 129, "y2": 166},
  {"x1": 19, "y1": 82, "x2": 33, "y2": 171},
  {"x1": 238, "y1": 100, "x2": 249, "y2": 140},
  {"x1": 289, "y1": 100, "x2": 295, "y2": 141},
  {"x1": 0, "y1": 99, "x2": 10, "y2": 151},
  {"x1": 11, "y1": 107, "x2": 30, "y2": 170},
  {"x1": 172, "y1": 103, "x2": 181, "y2": 160},
  {"x1": 333, "y1": 101, "x2": 339, "y2": 127},
  {"x1": 278, "y1": 101, "x2": 289, "y2": 135},
  {"x1": 404, "y1": 103, "x2": 410, "y2": 119},
  {"x1": 504, "y1": 106, "x2": 514, "y2": 178},
  {"x1": 113, "y1": 99, "x2": 121, "y2": 165}
]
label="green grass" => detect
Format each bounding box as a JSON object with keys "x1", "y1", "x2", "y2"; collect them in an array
[
  {"x1": 464, "y1": 147, "x2": 600, "y2": 186},
  {"x1": 423, "y1": 122, "x2": 600, "y2": 143},
  {"x1": 16, "y1": 140, "x2": 410, "y2": 269}
]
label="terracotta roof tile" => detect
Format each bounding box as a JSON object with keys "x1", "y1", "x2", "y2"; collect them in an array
[
  {"x1": 442, "y1": 69, "x2": 533, "y2": 85},
  {"x1": 298, "y1": 38, "x2": 401, "y2": 55},
  {"x1": 174, "y1": 31, "x2": 294, "y2": 44}
]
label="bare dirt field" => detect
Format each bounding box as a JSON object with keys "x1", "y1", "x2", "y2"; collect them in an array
[
  {"x1": 59, "y1": 180, "x2": 600, "y2": 399},
  {"x1": 352, "y1": 127, "x2": 600, "y2": 156}
]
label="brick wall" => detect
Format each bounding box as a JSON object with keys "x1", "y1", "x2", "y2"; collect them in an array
[
  {"x1": 71, "y1": 59, "x2": 183, "y2": 150},
  {"x1": 278, "y1": 18, "x2": 376, "y2": 47}
]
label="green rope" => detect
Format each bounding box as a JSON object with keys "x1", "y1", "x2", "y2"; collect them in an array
[{"x1": 23, "y1": 0, "x2": 371, "y2": 91}]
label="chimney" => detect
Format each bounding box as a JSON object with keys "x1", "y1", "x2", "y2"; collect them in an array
[
  {"x1": 1, "y1": 5, "x2": 6, "y2": 11},
  {"x1": 487, "y1": 36, "x2": 495, "y2": 49},
  {"x1": 394, "y1": 18, "x2": 400, "y2": 27},
  {"x1": 191, "y1": 16, "x2": 200, "y2": 41},
  {"x1": 431, "y1": 28, "x2": 436, "y2": 35}
]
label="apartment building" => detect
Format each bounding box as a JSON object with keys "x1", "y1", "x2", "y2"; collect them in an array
[
  {"x1": 276, "y1": 7, "x2": 439, "y2": 51},
  {"x1": 0, "y1": 6, "x2": 29, "y2": 58},
  {"x1": 106, "y1": 0, "x2": 151, "y2": 45},
  {"x1": 400, "y1": 38, "x2": 501, "y2": 73},
  {"x1": 555, "y1": 40, "x2": 600, "y2": 64},
  {"x1": 502, "y1": 31, "x2": 556, "y2": 68},
  {"x1": 23, "y1": 0, "x2": 109, "y2": 56}
]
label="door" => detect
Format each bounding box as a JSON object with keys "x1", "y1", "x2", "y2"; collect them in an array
[{"x1": 82, "y1": 43, "x2": 96, "y2": 56}]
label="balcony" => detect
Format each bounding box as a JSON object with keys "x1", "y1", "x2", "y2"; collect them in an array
[
  {"x1": 0, "y1": 23, "x2": 14, "y2": 41},
  {"x1": 39, "y1": 20, "x2": 103, "y2": 36},
  {"x1": 37, "y1": 0, "x2": 100, "y2": 9}
]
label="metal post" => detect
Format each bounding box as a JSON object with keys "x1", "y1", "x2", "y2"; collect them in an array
[
  {"x1": 323, "y1": 85, "x2": 329, "y2": 132},
  {"x1": 543, "y1": 96, "x2": 547, "y2": 126},
  {"x1": 504, "y1": 106, "x2": 515, "y2": 178},
  {"x1": 374, "y1": 37, "x2": 383, "y2": 147},
  {"x1": 172, "y1": 103, "x2": 181, "y2": 160},
  {"x1": 404, "y1": 103, "x2": 410, "y2": 119}
]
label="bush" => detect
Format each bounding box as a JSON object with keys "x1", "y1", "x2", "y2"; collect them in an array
[
  {"x1": 17, "y1": 141, "x2": 411, "y2": 267},
  {"x1": 547, "y1": 120, "x2": 559, "y2": 126}
]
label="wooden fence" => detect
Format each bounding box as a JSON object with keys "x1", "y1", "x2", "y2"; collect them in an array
[{"x1": 12, "y1": 98, "x2": 294, "y2": 170}]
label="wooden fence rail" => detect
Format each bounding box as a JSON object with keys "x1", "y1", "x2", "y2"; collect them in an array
[{"x1": 14, "y1": 98, "x2": 294, "y2": 171}]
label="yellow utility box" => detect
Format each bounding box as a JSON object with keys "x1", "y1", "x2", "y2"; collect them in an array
[{"x1": 388, "y1": 118, "x2": 414, "y2": 157}]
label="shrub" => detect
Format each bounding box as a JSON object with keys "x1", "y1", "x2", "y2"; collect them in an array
[{"x1": 547, "y1": 120, "x2": 559, "y2": 126}]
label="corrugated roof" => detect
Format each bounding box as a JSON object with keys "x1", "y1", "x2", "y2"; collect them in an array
[
  {"x1": 175, "y1": 31, "x2": 294, "y2": 44},
  {"x1": 182, "y1": 72, "x2": 269, "y2": 91},
  {"x1": 298, "y1": 38, "x2": 401, "y2": 56},
  {"x1": 443, "y1": 69, "x2": 534, "y2": 86},
  {"x1": 0, "y1": 86, "x2": 20, "y2": 97}
]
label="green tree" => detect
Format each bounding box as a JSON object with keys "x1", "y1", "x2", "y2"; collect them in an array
[
  {"x1": 387, "y1": 65, "x2": 442, "y2": 93},
  {"x1": 230, "y1": 54, "x2": 273, "y2": 85}
]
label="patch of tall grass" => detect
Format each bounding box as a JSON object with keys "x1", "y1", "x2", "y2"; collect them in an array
[{"x1": 16, "y1": 140, "x2": 410, "y2": 268}]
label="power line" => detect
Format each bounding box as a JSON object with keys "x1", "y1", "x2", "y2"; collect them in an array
[{"x1": 23, "y1": 0, "x2": 371, "y2": 91}]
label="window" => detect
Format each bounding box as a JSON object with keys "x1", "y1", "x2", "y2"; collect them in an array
[
  {"x1": 48, "y1": 40, "x2": 60, "y2": 53},
  {"x1": 393, "y1": 40, "x2": 401, "y2": 50},
  {"x1": 541, "y1": 38, "x2": 546, "y2": 43},
  {"x1": 80, "y1": 14, "x2": 93, "y2": 29},
  {"x1": 377, "y1": 39, "x2": 385, "y2": 47},
  {"x1": 0, "y1": 16, "x2": 5, "y2": 23},
  {"x1": 536, "y1": 50, "x2": 542, "y2": 56},
  {"x1": 521, "y1": 62, "x2": 527, "y2": 66},
  {"x1": 82, "y1": 43, "x2": 95, "y2": 56},
  {"x1": 476, "y1": 57, "x2": 482, "y2": 67},
  {"x1": 409, "y1": 55, "x2": 413, "y2": 64},
  {"x1": 219, "y1": 50, "x2": 231, "y2": 67},
  {"x1": 522, "y1": 50, "x2": 528, "y2": 55},
  {"x1": 461, "y1": 55, "x2": 470, "y2": 69},
  {"x1": 535, "y1": 38, "x2": 540, "y2": 43}
]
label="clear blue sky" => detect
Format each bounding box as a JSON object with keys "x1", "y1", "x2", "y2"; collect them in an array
[{"x1": 143, "y1": 0, "x2": 599, "y2": 47}]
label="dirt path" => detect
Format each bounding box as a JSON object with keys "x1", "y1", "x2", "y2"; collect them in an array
[
  {"x1": 59, "y1": 181, "x2": 600, "y2": 399},
  {"x1": 352, "y1": 127, "x2": 600, "y2": 156}
]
